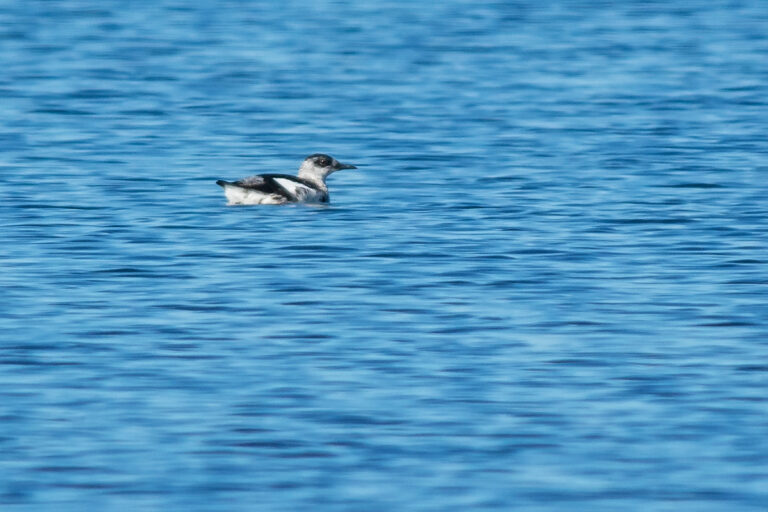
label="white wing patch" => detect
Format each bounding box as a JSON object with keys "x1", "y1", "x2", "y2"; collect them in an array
[{"x1": 273, "y1": 178, "x2": 326, "y2": 203}]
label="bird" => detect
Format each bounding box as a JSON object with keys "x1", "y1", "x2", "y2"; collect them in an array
[{"x1": 215, "y1": 154, "x2": 357, "y2": 205}]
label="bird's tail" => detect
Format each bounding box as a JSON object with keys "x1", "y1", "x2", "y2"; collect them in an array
[{"x1": 216, "y1": 180, "x2": 230, "y2": 188}]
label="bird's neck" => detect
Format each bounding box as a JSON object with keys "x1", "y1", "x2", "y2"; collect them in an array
[{"x1": 297, "y1": 170, "x2": 328, "y2": 191}]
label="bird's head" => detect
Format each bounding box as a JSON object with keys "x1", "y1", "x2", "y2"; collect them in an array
[{"x1": 299, "y1": 154, "x2": 357, "y2": 181}]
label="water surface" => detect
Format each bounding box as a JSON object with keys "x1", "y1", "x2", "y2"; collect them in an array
[{"x1": 1, "y1": 1, "x2": 767, "y2": 510}]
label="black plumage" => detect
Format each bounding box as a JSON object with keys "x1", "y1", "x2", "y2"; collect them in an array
[{"x1": 216, "y1": 174, "x2": 326, "y2": 202}]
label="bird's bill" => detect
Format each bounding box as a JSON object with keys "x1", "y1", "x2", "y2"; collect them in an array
[{"x1": 336, "y1": 162, "x2": 357, "y2": 170}]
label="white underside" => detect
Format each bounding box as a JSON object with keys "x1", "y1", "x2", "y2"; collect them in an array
[
  {"x1": 223, "y1": 185, "x2": 287, "y2": 205},
  {"x1": 222, "y1": 182, "x2": 326, "y2": 205}
]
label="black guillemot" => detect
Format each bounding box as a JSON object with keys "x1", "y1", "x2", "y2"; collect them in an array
[{"x1": 216, "y1": 154, "x2": 356, "y2": 205}]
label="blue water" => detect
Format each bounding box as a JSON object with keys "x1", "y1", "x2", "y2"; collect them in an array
[{"x1": 1, "y1": 1, "x2": 767, "y2": 510}]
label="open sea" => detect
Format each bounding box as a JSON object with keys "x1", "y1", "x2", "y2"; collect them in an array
[{"x1": 1, "y1": 1, "x2": 767, "y2": 510}]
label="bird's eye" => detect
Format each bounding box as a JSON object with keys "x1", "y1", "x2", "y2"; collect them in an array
[{"x1": 317, "y1": 157, "x2": 331, "y2": 166}]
